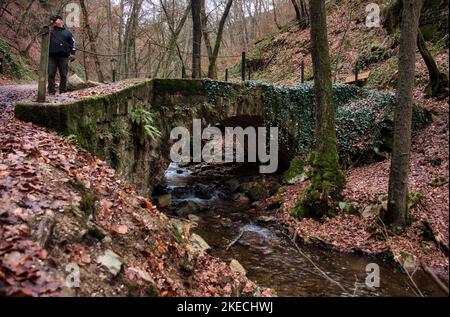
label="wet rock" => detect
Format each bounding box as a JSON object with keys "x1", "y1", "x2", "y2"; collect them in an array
[
  {"x1": 188, "y1": 214, "x2": 201, "y2": 222},
  {"x1": 154, "y1": 194, "x2": 172, "y2": 208},
  {"x1": 152, "y1": 185, "x2": 169, "y2": 196},
  {"x1": 238, "y1": 181, "x2": 266, "y2": 201},
  {"x1": 176, "y1": 201, "x2": 199, "y2": 217},
  {"x1": 251, "y1": 201, "x2": 263, "y2": 208},
  {"x1": 178, "y1": 158, "x2": 192, "y2": 167},
  {"x1": 96, "y1": 250, "x2": 124, "y2": 276},
  {"x1": 233, "y1": 193, "x2": 251, "y2": 204},
  {"x1": 257, "y1": 216, "x2": 276, "y2": 224},
  {"x1": 177, "y1": 169, "x2": 184, "y2": 174},
  {"x1": 225, "y1": 179, "x2": 240, "y2": 192},
  {"x1": 229, "y1": 259, "x2": 247, "y2": 275},
  {"x1": 190, "y1": 233, "x2": 211, "y2": 252},
  {"x1": 194, "y1": 184, "x2": 213, "y2": 199}
]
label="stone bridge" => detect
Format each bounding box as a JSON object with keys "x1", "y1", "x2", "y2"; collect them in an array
[{"x1": 14, "y1": 79, "x2": 430, "y2": 195}]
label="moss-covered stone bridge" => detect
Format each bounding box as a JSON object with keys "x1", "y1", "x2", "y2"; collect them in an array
[{"x1": 15, "y1": 78, "x2": 430, "y2": 195}]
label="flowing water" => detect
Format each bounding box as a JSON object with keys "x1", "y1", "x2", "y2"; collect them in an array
[{"x1": 158, "y1": 162, "x2": 445, "y2": 297}]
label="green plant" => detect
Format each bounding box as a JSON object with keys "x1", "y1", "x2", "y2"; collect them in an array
[
  {"x1": 0, "y1": 36, "x2": 35, "y2": 80},
  {"x1": 65, "y1": 134, "x2": 79, "y2": 144},
  {"x1": 131, "y1": 104, "x2": 162, "y2": 145}
]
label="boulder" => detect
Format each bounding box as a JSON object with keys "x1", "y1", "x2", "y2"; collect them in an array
[
  {"x1": 188, "y1": 214, "x2": 201, "y2": 222},
  {"x1": 67, "y1": 74, "x2": 98, "y2": 91},
  {"x1": 257, "y1": 216, "x2": 276, "y2": 224},
  {"x1": 96, "y1": 250, "x2": 124, "y2": 276},
  {"x1": 238, "y1": 181, "x2": 266, "y2": 201},
  {"x1": 175, "y1": 201, "x2": 199, "y2": 217},
  {"x1": 194, "y1": 184, "x2": 213, "y2": 199},
  {"x1": 154, "y1": 194, "x2": 172, "y2": 208},
  {"x1": 225, "y1": 178, "x2": 240, "y2": 192},
  {"x1": 229, "y1": 259, "x2": 247, "y2": 275},
  {"x1": 190, "y1": 233, "x2": 211, "y2": 252},
  {"x1": 233, "y1": 193, "x2": 251, "y2": 204}
]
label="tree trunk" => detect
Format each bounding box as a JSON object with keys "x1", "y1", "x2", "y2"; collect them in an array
[
  {"x1": 80, "y1": 0, "x2": 105, "y2": 83},
  {"x1": 291, "y1": 0, "x2": 302, "y2": 21},
  {"x1": 192, "y1": 0, "x2": 202, "y2": 78},
  {"x1": 200, "y1": 1, "x2": 213, "y2": 61},
  {"x1": 417, "y1": 29, "x2": 449, "y2": 98},
  {"x1": 291, "y1": 0, "x2": 309, "y2": 28},
  {"x1": 160, "y1": 0, "x2": 191, "y2": 78},
  {"x1": 207, "y1": 0, "x2": 233, "y2": 79},
  {"x1": 118, "y1": 0, "x2": 124, "y2": 79},
  {"x1": 106, "y1": 0, "x2": 115, "y2": 81},
  {"x1": 271, "y1": 0, "x2": 281, "y2": 29},
  {"x1": 385, "y1": 0, "x2": 423, "y2": 229},
  {"x1": 293, "y1": 0, "x2": 345, "y2": 219}
]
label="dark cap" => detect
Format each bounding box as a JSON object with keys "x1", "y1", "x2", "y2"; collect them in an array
[{"x1": 50, "y1": 15, "x2": 63, "y2": 22}]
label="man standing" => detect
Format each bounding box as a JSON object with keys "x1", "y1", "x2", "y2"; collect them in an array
[{"x1": 48, "y1": 15, "x2": 76, "y2": 95}]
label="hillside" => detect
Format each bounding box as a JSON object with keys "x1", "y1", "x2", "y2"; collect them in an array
[{"x1": 239, "y1": 0, "x2": 448, "y2": 89}]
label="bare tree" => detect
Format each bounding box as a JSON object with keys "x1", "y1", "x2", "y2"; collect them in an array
[
  {"x1": 385, "y1": 0, "x2": 424, "y2": 229},
  {"x1": 80, "y1": 0, "x2": 105, "y2": 82},
  {"x1": 203, "y1": 0, "x2": 234, "y2": 79},
  {"x1": 192, "y1": 0, "x2": 202, "y2": 78}
]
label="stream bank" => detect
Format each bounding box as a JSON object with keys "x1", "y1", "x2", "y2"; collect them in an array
[{"x1": 155, "y1": 162, "x2": 446, "y2": 297}]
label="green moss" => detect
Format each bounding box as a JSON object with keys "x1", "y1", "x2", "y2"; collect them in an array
[
  {"x1": 408, "y1": 191, "x2": 423, "y2": 209},
  {"x1": 291, "y1": 149, "x2": 346, "y2": 219},
  {"x1": 430, "y1": 175, "x2": 448, "y2": 187},
  {"x1": 0, "y1": 36, "x2": 35, "y2": 80},
  {"x1": 70, "y1": 180, "x2": 97, "y2": 217},
  {"x1": 282, "y1": 156, "x2": 305, "y2": 184}
]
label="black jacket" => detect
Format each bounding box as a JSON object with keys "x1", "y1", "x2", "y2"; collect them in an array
[{"x1": 49, "y1": 26, "x2": 75, "y2": 58}]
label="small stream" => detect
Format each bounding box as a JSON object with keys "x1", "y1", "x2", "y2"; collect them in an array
[{"x1": 156, "y1": 162, "x2": 444, "y2": 297}]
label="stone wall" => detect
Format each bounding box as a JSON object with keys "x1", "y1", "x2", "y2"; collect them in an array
[{"x1": 15, "y1": 79, "x2": 431, "y2": 195}]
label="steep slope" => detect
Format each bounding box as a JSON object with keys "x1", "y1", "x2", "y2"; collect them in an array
[{"x1": 240, "y1": 0, "x2": 448, "y2": 89}]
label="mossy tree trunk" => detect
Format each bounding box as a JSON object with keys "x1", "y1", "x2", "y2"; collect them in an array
[
  {"x1": 417, "y1": 29, "x2": 449, "y2": 98},
  {"x1": 292, "y1": 0, "x2": 345, "y2": 219},
  {"x1": 385, "y1": 0, "x2": 423, "y2": 229}
]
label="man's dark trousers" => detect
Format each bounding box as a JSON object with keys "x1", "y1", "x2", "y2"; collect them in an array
[{"x1": 48, "y1": 56, "x2": 69, "y2": 94}]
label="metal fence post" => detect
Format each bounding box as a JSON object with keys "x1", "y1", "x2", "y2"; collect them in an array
[
  {"x1": 241, "y1": 52, "x2": 246, "y2": 81},
  {"x1": 225, "y1": 68, "x2": 228, "y2": 82},
  {"x1": 301, "y1": 60, "x2": 305, "y2": 83}
]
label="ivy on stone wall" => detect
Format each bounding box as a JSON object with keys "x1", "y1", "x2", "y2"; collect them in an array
[{"x1": 255, "y1": 82, "x2": 429, "y2": 167}]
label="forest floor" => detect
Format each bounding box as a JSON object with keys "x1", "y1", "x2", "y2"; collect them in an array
[
  {"x1": 0, "y1": 85, "x2": 273, "y2": 297},
  {"x1": 266, "y1": 87, "x2": 449, "y2": 284},
  {"x1": 245, "y1": 0, "x2": 449, "y2": 287}
]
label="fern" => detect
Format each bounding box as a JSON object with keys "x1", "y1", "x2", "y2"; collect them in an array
[{"x1": 131, "y1": 104, "x2": 162, "y2": 145}]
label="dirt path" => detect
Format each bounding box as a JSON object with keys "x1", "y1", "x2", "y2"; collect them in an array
[{"x1": 0, "y1": 84, "x2": 37, "y2": 124}]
